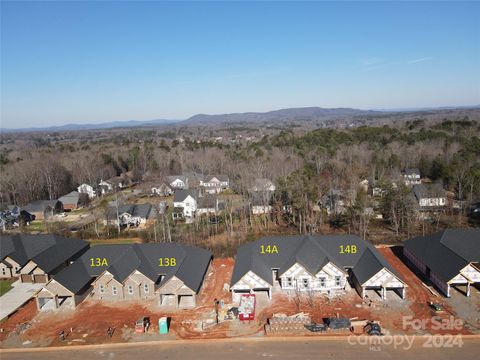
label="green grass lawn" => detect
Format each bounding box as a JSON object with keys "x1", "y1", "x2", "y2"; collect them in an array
[
  {"x1": 0, "y1": 279, "x2": 15, "y2": 296},
  {"x1": 27, "y1": 220, "x2": 47, "y2": 232}
]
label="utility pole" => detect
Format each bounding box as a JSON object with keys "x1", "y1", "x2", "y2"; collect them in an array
[{"x1": 115, "y1": 193, "x2": 120, "y2": 235}]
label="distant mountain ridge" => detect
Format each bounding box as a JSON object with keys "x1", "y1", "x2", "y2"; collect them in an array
[
  {"x1": 183, "y1": 107, "x2": 380, "y2": 125},
  {"x1": 1, "y1": 119, "x2": 179, "y2": 133},
  {"x1": 2, "y1": 105, "x2": 479, "y2": 133}
]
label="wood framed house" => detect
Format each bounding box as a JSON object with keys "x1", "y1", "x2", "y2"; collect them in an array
[
  {"x1": 0, "y1": 234, "x2": 88, "y2": 283},
  {"x1": 404, "y1": 229, "x2": 480, "y2": 297},
  {"x1": 35, "y1": 243, "x2": 212, "y2": 311},
  {"x1": 230, "y1": 235, "x2": 406, "y2": 303}
]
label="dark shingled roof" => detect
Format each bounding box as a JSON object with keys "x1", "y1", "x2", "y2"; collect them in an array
[
  {"x1": 23, "y1": 200, "x2": 61, "y2": 213},
  {"x1": 0, "y1": 234, "x2": 88, "y2": 272},
  {"x1": 231, "y1": 235, "x2": 403, "y2": 287},
  {"x1": 58, "y1": 191, "x2": 80, "y2": 206},
  {"x1": 404, "y1": 229, "x2": 480, "y2": 282},
  {"x1": 203, "y1": 175, "x2": 229, "y2": 182},
  {"x1": 173, "y1": 189, "x2": 198, "y2": 203},
  {"x1": 412, "y1": 183, "x2": 445, "y2": 200},
  {"x1": 106, "y1": 204, "x2": 154, "y2": 220},
  {"x1": 51, "y1": 243, "x2": 212, "y2": 295},
  {"x1": 405, "y1": 168, "x2": 420, "y2": 176},
  {"x1": 198, "y1": 196, "x2": 217, "y2": 210}
]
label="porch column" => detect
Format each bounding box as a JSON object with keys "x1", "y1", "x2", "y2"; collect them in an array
[
  {"x1": 381, "y1": 287, "x2": 386, "y2": 300},
  {"x1": 466, "y1": 283, "x2": 471, "y2": 297},
  {"x1": 447, "y1": 284, "x2": 451, "y2": 298},
  {"x1": 361, "y1": 286, "x2": 365, "y2": 299},
  {"x1": 401, "y1": 287, "x2": 406, "y2": 300},
  {"x1": 54, "y1": 295, "x2": 59, "y2": 309}
]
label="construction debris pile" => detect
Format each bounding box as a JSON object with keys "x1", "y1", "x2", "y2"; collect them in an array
[
  {"x1": 265, "y1": 314, "x2": 382, "y2": 336},
  {"x1": 265, "y1": 313, "x2": 311, "y2": 334}
]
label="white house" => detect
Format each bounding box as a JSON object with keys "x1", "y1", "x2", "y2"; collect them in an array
[
  {"x1": 250, "y1": 192, "x2": 273, "y2": 215},
  {"x1": 250, "y1": 178, "x2": 276, "y2": 192},
  {"x1": 412, "y1": 183, "x2": 446, "y2": 209},
  {"x1": 167, "y1": 176, "x2": 188, "y2": 190},
  {"x1": 98, "y1": 180, "x2": 114, "y2": 195},
  {"x1": 151, "y1": 183, "x2": 173, "y2": 197},
  {"x1": 231, "y1": 235, "x2": 406, "y2": 303},
  {"x1": 196, "y1": 196, "x2": 223, "y2": 215},
  {"x1": 173, "y1": 190, "x2": 198, "y2": 219},
  {"x1": 403, "y1": 168, "x2": 421, "y2": 186},
  {"x1": 200, "y1": 175, "x2": 229, "y2": 194},
  {"x1": 77, "y1": 184, "x2": 96, "y2": 199}
]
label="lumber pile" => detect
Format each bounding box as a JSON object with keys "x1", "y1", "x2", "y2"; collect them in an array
[{"x1": 265, "y1": 313, "x2": 311, "y2": 334}]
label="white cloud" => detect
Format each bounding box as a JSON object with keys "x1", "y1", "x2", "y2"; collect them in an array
[{"x1": 407, "y1": 57, "x2": 433, "y2": 64}]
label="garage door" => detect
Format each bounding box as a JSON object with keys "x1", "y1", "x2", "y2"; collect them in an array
[
  {"x1": 33, "y1": 274, "x2": 48, "y2": 283},
  {"x1": 160, "y1": 294, "x2": 176, "y2": 306},
  {"x1": 178, "y1": 295, "x2": 195, "y2": 308},
  {"x1": 21, "y1": 274, "x2": 32, "y2": 283}
]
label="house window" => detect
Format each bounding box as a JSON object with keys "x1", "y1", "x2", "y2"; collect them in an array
[
  {"x1": 335, "y1": 276, "x2": 341, "y2": 287},
  {"x1": 286, "y1": 277, "x2": 293, "y2": 287},
  {"x1": 99, "y1": 284, "x2": 105, "y2": 294},
  {"x1": 302, "y1": 278, "x2": 309, "y2": 289},
  {"x1": 112, "y1": 286, "x2": 118, "y2": 295},
  {"x1": 128, "y1": 285, "x2": 134, "y2": 295},
  {"x1": 186, "y1": 202, "x2": 190, "y2": 207},
  {"x1": 144, "y1": 284, "x2": 149, "y2": 294},
  {"x1": 319, "y1": 277, "x2": 326, "y2": 288},
  {"x1": 1, "y1": 268, "x2": 5, "y2": 275}
]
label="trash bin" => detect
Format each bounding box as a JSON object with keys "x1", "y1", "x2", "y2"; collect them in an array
[{"x1": 158, "y1": 317, "x2": 168, "y2": 334}]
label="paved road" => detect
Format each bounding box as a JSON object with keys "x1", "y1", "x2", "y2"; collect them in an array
[
  {"x1": 2, "y1": 337, "x2": 479, "y2": 360},
  {"x1": 0, "y1": 281, "x2": 42, "y2": 320}
]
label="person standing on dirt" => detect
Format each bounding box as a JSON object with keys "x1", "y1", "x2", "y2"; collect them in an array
[
  {"x1": 59, "y1": 330, "x2": 65, "y2": 342},
  {"x1": 214, "y1": 298, "x2": 219, "y2": 324}
]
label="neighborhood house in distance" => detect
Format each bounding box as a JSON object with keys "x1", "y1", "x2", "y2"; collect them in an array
[
  {"x1": 34, "y1": 243, "x2": 212, "y2": 311},
  {"x1": 230, "y1": 235, "x2": 406, "y2": 303}
]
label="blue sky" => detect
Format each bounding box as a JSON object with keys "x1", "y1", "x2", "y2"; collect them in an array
[{"x1": 1, "y1": 1, "x2": 479, "y2": 127}]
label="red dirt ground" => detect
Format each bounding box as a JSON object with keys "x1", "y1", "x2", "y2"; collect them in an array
[
  {"x1": 257, "y1": 291, "x2": 375, "y2": 326},
  {"x1": 0, "y1": 299, "x2": 38, "y2": 342},
  {"x1": 378, "y1": 246, "x2": 471, "y2": 335},
  {"x1": 1, "y1": 251, "x2": 472, "y2": 347},
  {"x1": 2, "y1": 259, "x2": 237, "y2": 346}
]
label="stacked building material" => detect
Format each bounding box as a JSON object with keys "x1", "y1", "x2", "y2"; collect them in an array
[{"x1": 265, "y1": 314, "x2": 311, "y2": 334}]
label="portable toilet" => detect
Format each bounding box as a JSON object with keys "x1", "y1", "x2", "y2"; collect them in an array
[{"x1": 159, "y1": 317, "x2": 168, "y2": 334}]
